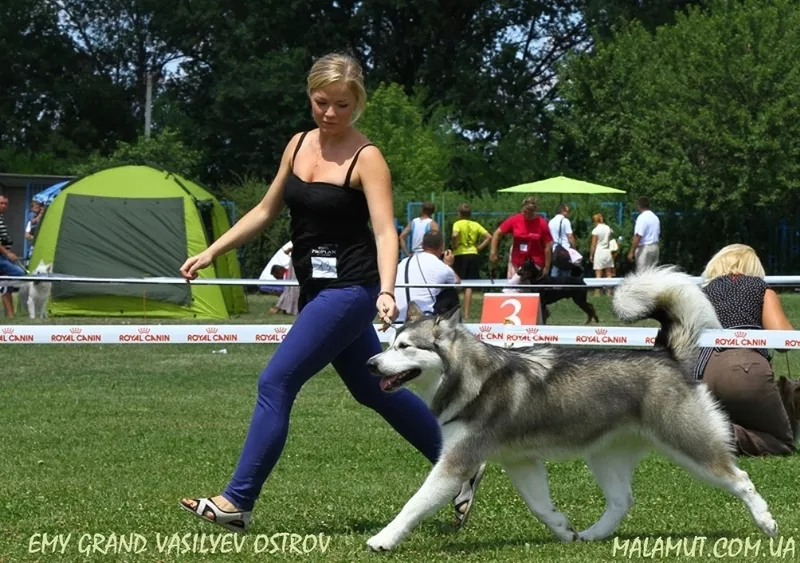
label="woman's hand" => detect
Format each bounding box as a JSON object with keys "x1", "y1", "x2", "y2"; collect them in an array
[
  {"x1": 376, "y1": 293, "x2": 398, "y2": 330},
  {"x1": 180, "y1": 251, "x2": 214, "y2": 281}
]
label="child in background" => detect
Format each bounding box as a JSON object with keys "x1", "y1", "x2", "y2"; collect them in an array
[{"x1": 24, "y1": 201, "x2": 44, "y2": 263}]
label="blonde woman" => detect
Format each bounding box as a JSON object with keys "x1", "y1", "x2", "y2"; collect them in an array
[
  {"x1": 589, "y1": 213, "x2": 614, "y2": 296},
  {"x1": 179, "y1": 53, "x2": 484, "y2": 532},
  {"x1": 696, "y1": 244, "x2": 798, "y2": 456}
]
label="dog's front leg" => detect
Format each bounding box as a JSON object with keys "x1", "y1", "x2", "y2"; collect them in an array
[
  {"x1": 367, "y1": 460, "x2": 467, "y2": 552},
  {"x1": 27, "y1": 293, "x2": 36, "y2": 320}
]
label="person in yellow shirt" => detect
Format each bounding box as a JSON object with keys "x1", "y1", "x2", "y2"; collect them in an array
[{"x1": 451, "y1": 203, "x2": 491, "y2": 319}]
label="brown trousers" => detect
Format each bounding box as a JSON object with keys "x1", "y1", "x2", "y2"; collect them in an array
[{"x1": 703, "y1": 349, "x2": 798, "y2": 457}]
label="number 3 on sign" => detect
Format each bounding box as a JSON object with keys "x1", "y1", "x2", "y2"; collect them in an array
[
  {"x1": 480, "y1": 293, "x2": 542, "y2": 325},
  {"x1": 501, "y1": 298, "x2": 523, "y2": 325}
]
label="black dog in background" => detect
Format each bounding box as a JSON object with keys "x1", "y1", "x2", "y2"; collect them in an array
[{"x1": 512, "y1": 259, "x2": 600, "y2": 325}]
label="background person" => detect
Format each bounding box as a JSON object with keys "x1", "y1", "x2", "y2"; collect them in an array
[
  {"x1": 268, "y1": 243, "x2": 299, "y2": 315},
  {"x1": 695, "y1": 243, "x2": 799, "y2": 456},
  {"x1": 178, "y1": 53, "x2": 483, "y2": 532},
  {"x1": 0, "y1": 194, "x2": 26, "y2": 317},
  {"x1": 589, "y1": 213, "x2": 615, "y2": 296},
  {"x1": 399, "y1": 201, "x2": 438, "y2": 256},
  {"x1": 548, "y1": 203, "x2": 576, "y2": 277},
  {"x1": 24, "y1": 200, "x2": 44, "y2": 264},
  {"x1": 489, "y1": 197, "x2": 552, "y2": 278},
  {"x1": 396, "y1": 230, "x2": 460, "y2": 322},
  {"x1": 450, "y1": 203, "x2": 490, "y2": 319},
  {"x1": 627, "y1": 196, "x2": 660, "y2": 270}
]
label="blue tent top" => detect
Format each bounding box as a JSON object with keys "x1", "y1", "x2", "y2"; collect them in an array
[{"x1": 33, "y1": 180, "x2": 70, "y2": 206}]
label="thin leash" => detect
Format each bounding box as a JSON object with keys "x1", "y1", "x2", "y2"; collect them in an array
[{"x1": 14, "y1": 258, "x2": 30, "y2": 275}]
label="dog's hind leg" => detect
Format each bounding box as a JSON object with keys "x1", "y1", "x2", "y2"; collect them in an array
[
  {"x1": 578, "y1": 447, "x2": 647, "y2": 541},
  {"x1": 367, "y1": 432, "x2": 483, "y2": 552},
  {"x1": 573, "y1": 296, "x2": 599, "y2": 324},
  {"x1": 502, "y1": 459, "x2": 578, "y2": 543},
  {"x1": 649, "y1": 386, "x2": 778, "y2": 537}
]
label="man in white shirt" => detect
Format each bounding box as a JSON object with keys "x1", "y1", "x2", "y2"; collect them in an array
[
  {"x1": 395, "y1": 230, "x2": 460, "y2": 322},
  {"x1": 548, "y1": 204, "x2": 576, "y2": 277},
  {"x1": 627, "y1": 196, "x2": 661, "y2": 271}
]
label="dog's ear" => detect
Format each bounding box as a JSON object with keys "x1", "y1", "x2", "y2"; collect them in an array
[
  {"x1": 406, "y1": 301, "x2": 425, "y2": 322},
  {"x1": 433, "y1": 306, "x2": 462, "y2": 334},
  {"x1": 46, "y1": 263, "x2": 53, "y2": 274}
]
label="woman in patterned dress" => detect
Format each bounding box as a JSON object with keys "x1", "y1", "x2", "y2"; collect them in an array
[{"x1": 696, "y1": 244, "x2": 799, "y2": 456}]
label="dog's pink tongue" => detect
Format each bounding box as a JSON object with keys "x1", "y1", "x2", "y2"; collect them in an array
[{"x1": 379, "y1": 376, "x2": 395, "y2": 392}]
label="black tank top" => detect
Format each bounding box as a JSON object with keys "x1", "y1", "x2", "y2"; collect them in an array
[{"x1": 283, "y1": 131, "x2": 380, "y2": 307}]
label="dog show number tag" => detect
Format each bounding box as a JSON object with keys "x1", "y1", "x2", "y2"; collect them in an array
[
  {"x1": 480, "y1": 293, "x2": 541, "y2": 325},
  {"x1": 310, "y1": 245, "x2": 338, "y2": 279}
]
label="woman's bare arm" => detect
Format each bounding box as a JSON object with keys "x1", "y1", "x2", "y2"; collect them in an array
[
  {"x1": 205, "y1": 134, "x2": 300, "y2": 259},
  {"x1": 357, "y1": 146, "x2": 398, "y2": 296},
  {"x1": 762, "y1": 289, "x2": 794, "y2": 330}
]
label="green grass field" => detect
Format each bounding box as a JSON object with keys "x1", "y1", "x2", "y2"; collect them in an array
[{"x1": 3, "y1": 292, "x2": 800, "y2": 562}]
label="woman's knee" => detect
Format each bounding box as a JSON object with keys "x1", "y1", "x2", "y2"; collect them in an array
[
  {"x1": 256, "y1": 359, "x2": 302, "y2": 401},
  {"x1": 346, "y1": 380, "x2": 384, "y2": 408}
]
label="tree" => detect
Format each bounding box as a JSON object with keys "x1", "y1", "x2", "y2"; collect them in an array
[
  {"x1": 53, "y1": 0, "x2": 186, "y2": 128},
  {"x1": 71, "y1": 128, "x2": 202, "y2": 178},
  {"x1": 0, "y1": 0, "x2": 136, "y2": 171},
  {"x1": 357, "y1": 84, "x2": 455, "y2": 214},
  {"x1": 555, "y1": 0, "x2": 800, "y2": 270}
]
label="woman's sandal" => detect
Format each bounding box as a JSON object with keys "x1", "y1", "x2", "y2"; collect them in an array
[
  {"x1": 179, "y1": 497, "x2": 252, "y2": 534},
  {"x1": 453, "y1": 463, "x2": 487, "y2": 531}
]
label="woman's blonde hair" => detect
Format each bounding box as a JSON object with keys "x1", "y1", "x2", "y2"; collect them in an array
[
  {"x1": 592, "y1": 213, "x2": 605, "y2": 224},
  {"x1": 701, "y1": 244, "x2": 766, "y2": 284},
  {"x1": 307, "y1": 53, "x2": 367, "y2": 124}
]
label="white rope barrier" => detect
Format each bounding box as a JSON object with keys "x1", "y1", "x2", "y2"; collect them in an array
[
  {"x1": 2, "y1": 324, "x2": 800, "y2": 349},
  {"x1": 4, "y1": 274, "x2": 800, "y2": 289}
]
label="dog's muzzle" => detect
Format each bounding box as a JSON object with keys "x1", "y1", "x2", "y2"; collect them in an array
[{"x1": 366, "y1": 356, "x2": 422, "y2": 392}]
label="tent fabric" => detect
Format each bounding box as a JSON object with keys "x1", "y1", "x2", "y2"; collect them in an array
[
  {"x1": 33, "y1": 181, "x2": 70, "y2": 206},
  {"x1": 52, "y1": 195, "x2": 190, "y2": 304},
  {"x1": 29, "y1": 165, "x2": 248, "y2": 319}
]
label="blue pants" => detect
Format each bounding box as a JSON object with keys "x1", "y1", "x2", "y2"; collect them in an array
[
  {"x1": 0, "y1": 255, "x2": 26, "y2": 277},
  {"x1": 222, "y1": 284, "x2": 443, "y2": 510}
]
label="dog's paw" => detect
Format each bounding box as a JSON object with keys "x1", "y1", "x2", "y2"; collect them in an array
[
  {"x1": 549, "y1": 518, "x2": 580, "y2": 543},
  {"x1": 757, "y1": 514, "x2": 778, "y2": 537},
  {"x1": 366, "y1": 530, "x2": 402, "y2": 552},
  {"x1": 558, "y1": 527, "x2": 580, "y2": 544}
]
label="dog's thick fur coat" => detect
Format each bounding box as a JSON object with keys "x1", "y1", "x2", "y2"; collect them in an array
[{"x1": 365, "y1": 265, "x2": 777, "y2": 551}]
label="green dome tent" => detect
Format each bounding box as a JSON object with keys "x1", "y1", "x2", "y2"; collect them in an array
[{"x1": 29, "y1": 165, "x2": 248, "y2": 319}]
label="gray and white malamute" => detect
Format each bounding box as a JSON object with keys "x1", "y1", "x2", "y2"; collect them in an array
[{"x1": 365, "y1": 265, "x2": 777, "y2": 552}]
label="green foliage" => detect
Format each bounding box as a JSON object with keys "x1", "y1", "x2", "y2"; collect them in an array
[
  {"x1": 0, "y1": 0, "x2": 137, "y2": 163},
  {"x1": 70, "y1": 128, "x2": 203, "y2": 178},
  {"x1": 218, "y1": 177, "x2": 290, "y2": 281},
  {"x1": 556, "y1": 0, "x2": 800, "y2": 272},
  {"x1": 0, "y1": 147, "x2": 75, "y2": 176},
  {"x1": 357, "y1": 84, "x2": 455, "y2": 215}
]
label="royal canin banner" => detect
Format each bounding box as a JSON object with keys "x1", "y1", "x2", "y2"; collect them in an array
[{"x1": 1, "y1": 325, "x2": 800, "y2": 349}]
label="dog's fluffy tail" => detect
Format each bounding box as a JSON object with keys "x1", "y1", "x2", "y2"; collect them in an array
[{"x1": 613, "y1": 265, "x2": 721, "y2": 370}]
